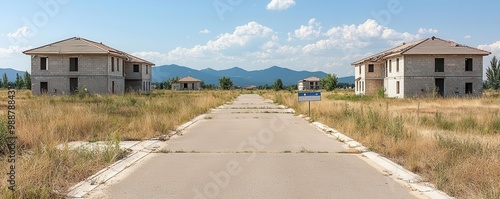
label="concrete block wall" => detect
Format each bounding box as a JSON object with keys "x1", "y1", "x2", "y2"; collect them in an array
[
  {"x1": 403, "y1": 77, "x2": 435, "y2": 97},
  {"x1": 365, "y1": 62, "x2": 385, "y2": 79},
  {"x1": 403, "y1": 77, "x2": 482, "y2": 98},
  {"x1": 78, "y1": 76, "x2": 110, "y2": 94},
  {"x1": 31, "y1": 55, "x2": 109, "y2": 76},
  {"x1": 107, "y1": 77, "x2": 125, "y2": 94},
  {"x1": 125, "y1": 80, "x2": 142, "y2": 92},
  {"x1": 30, "y1": 54, "x2": 150, "y2": 95},
  {"x1": 402, "y1": 55, "x2": 483, "y2": 97},
  {"x1": 124, "y1": 62, "x2": 152, "y2": 81},
  {"x1": 107, "y1": 56, "x2": 126, "y2": 77},
  {"x1": 405, "y1": 55, "x2": 483, "y2": 77},
  {"x1": 442, "y1": 77, "x2": 482, "y2": 97},
  {"x1": 32, "y1": 76, "x2": 69, "y2": 95}
]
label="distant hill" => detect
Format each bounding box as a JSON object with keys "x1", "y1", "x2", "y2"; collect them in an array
[
  {"x1": 0, "y1": 68, "x2": 26, "y2": 82},
  {"x1": 153, "y1": 64, "x2": 354, "y2": 86}
]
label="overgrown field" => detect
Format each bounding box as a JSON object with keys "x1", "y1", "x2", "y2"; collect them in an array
[
  {"x1": 263, "y1": 90, "x2": 500, "y2": 199},
  {"x1": 0, "y1": 90, "x2": 238, "y2": 198}
]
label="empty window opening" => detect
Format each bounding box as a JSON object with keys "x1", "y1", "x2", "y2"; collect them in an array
[
  {"x1": 435, "y1": 78, "x2": 445, "y2": 97},
  {"x1": 368, "y1": 64, "x2": 374, "y2": 72},
  {"x1": 465, "y1": 58, "x2": 473, "y2": 71},
  {"x1": 41, "y1": 57, "x2": 48, "y2": 70},
  {"x1": 435, "y1": 58, "x2": 444, "y2": 72},
  {"x1": 396, "y1": 58, "x2": 400, "y2": 72},
  {"x1": 70, "y1": 78, "x2": 78, "y2": 94},
  {"x1": 389, "y1": 60, "x2": 392, "y2": 73},
  {"x1": 396, "y1": 81, "x2": 400, "y2": 94},
  {"x1": 70, "y1": 57, "x2": 78, "y2": 71},
  {"x1": 40, "y1": 82, "x2": 48, "y2": 94},
  {"x1": 133, "y1": 64, "x2": 140, "y2": 72},
  {"x1": 465, "y1": 83, "x2": 473, "y2": 94}
]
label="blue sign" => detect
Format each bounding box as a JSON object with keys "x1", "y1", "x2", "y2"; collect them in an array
[{"x1": 298, "y1": 92, "x2": 321, "y2": 102}]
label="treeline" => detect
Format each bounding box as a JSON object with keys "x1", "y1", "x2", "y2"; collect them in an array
[
  {"x1": 152, "y1": 74, "x2": 355, "y2": 91},
  {"x1": 0, "y1": 71, "x2": 31, "y2": 90}
]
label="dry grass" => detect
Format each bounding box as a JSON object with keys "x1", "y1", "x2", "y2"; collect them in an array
[
  {"x1": 262, "y1": 90, "x2": 500, "y2": 199},
  {"x1": 0, "y1": 90, "x2": 238, "y2": 198}
]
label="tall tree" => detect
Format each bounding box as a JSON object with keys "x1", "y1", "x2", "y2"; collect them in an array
[
  {"x1": 24, "y1": 71, "x2": 31, "y2": 90},
  {"x1": 486, "y1": 56, "x2": 500, "y2": 90},
  {"x1": 219, "y1": 76, "x2": 233, "y2": 90},
  {"x1": 320, "y1": 73, "x2": 338, "y2": 91},
  {"x1": 15, "y1": 73, "x2": 24, "y2": 89},
  {"x1": 273, "y1": 78, "x2": 284, "y2": 91},
  {"x1": 3, "y1": 73, "x2": 8, "y2": 89}
]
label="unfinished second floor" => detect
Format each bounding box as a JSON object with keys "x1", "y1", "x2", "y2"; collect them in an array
[
  {"x1": 354, "y1": 54, "x2": 485, "y2": 80},
  {"x1": 24, "y1": 37, "x2": 154, "y2": 81},
  {"x1": 29, "y1": 54, "x2": 151, "y2": 79}
]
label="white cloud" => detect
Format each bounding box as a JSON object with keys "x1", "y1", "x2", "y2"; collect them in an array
[
  {"x1": 199, "y1": 29, "x2": 211, "y2": 34},
  {"x1": 131, "y1": 51, "x2": 169, "y2": 65},
  {"x1": 132, "y1": 19, "x2": 433, "y2": 77},
  {"x1": 133, "y1": 22, "x2": 275, "y2": 66},
  {"x1": 266, "y1": 0, "x2": 296, "y2": 10},
  {"x1": 168, "y1": 21, "x2": 274, "y2": 59},
  {"x1": 304, "y1": 19, "x2": 420, "y2": 53},
  {"x1": 478, "y1": 41, "x2": 500, "y2": 56},
  {"x1": 0, "y1": 46, "x2": 31, "y2": 57},
  {"x1": 7, "y1": 26, "x2": 32, "y2": 38},
  {"x1": 418, "y1": 28, "x2": 438, "y2": 34},
  {"x1": 464, "y1": 35, "x2": 472, "y2": 39},
  {"x1": 292, "y1": 18, "x2": 322, "y2": 40}
]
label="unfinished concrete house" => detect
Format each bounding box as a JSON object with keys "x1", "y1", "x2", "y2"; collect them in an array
[
  {"x1": 172, "y1": 76, "x2": 202, "y2": 90},
  {"x1": 298, "y1": 76, "x2": 322, "y2": 91},
  {"x1": 352, "y1": 37, "x2": 490, "y2": 98},
  {"x1": 23, "y1": 37, "x2": 155, "y2": 95}
]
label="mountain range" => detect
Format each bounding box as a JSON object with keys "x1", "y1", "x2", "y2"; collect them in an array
[
  {"x1": 0, "y1": 66, "x2": 355, "y2": 87},
  {"x1": 152, "y1": 65, "x2": 354, "y2": 86},
  {"x1": 0, "y1": 68, "x2": 27, "y2": 82}
]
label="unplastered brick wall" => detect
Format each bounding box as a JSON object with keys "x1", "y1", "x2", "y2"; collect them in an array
[
  {"x1": 31, "y1": 55, "x2": 108, "y2": 76},
  {"x1": 404, "y1": 55, "x2": 483, "y2": 77},
  {"x1": 365, "y1": 79, "x2": 383, "y2": 95},
  {"x1": 365, "y1": 62, "x2": 385, "y2": 79}
]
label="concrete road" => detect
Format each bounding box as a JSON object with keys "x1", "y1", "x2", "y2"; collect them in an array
[{"x1": 88, "y1": 94, "x2": 421, "y2": 199}]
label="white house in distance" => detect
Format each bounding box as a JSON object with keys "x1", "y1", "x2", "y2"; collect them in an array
[
  {"x1": 23, "y1": 37, "x2": 155, "y2": 95},
  {"x1": 352, "y1": 36, "x2": 491, "y2": 98},
  {"x1": 172, "y1": 76, "x2": 202, "y2": 90},
  {"x1": 298, "y1": 76, "x2": 322, "y2": 91}
]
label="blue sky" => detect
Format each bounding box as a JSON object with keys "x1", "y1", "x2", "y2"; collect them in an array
[{"x1": 1, "y1": 0, "x2": 500, "y2": 77}]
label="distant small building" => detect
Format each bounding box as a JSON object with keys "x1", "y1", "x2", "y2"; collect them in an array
[
  {"x1": 172, "y1": 76, "x2": 202, "y2": 90},
  {"x1": 298, "y1": 76, "x2": 322, "y2": 91},
  {"x1": 245, "y1": 85, "x2": 257, "y2": 90}
]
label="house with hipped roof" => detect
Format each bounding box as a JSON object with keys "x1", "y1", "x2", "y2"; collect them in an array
[
  {"x1": 172, "y1": 76, "x2": 202, "y2": 90},
  {"x1": 352, "y1": 36, "x2": 491, "y2": 98},
  {"x1": 23, "y1": 37, "x2": 155, "y2": 95},
  {"x1": 298, "y1": 76, "x2": 322, "y2": 91}
]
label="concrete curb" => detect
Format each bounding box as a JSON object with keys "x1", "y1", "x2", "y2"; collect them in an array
[
  {"x1": 309, "y1": 121, "x2": 454, "y2": 199},
  {"x1": 66, "y1": 114, "x2": 208, "y2": 198}
]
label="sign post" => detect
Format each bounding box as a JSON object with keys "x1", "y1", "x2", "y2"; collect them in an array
[{"x1": 298, "y1": 92, "x2": 321, "y2": 117}]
